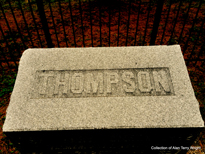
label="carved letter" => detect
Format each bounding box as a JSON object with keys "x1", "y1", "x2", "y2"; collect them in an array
[
  {"x1": 153, "y1": 70, "x2": 170, "y2": 92},
  {"x1": 122, "y1": 71, "x2": 135, "y2": 92},
  {"x1": 53, "y1": 72, "x2": 70, "y2": 94},
  {"x1": 71, "y1": 73, "x2": 84, "y2": 94},
  {"x1": 138, "y1": 71, "x2": 152, "y2": 92},
  {"x1": 38, "y1": 72, "x2": 54, "y2": 95},
  {"x1": 106, "y1": 72, "x2": 119, "y2": 93},
  {"x1": 85, "y1": 73, "x2": 103, "y2": 94}
]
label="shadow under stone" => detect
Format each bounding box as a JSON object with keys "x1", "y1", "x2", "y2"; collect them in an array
[{"x1": 4, "y1": 127, "x2": 202, "y2": 154}]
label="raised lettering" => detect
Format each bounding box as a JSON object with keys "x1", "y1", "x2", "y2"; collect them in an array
[
  {"x1": 122, "y1": 71, "x2": 135, "y2": 92},
  {"x1": 53, "y1": 72, "x2": 70, "y2": 94},
  {"x1": 153, "y1": 70, "x2": 170, "y2": 93},
  {"x1": 31, "y1": 68, "x2": 174, "y2": 99},
  {"x1": 71, "y1": 73, "x2": 84, "y2": 94},
  {"x1": 85, "y1": 72, "x2": 103, "y2": 94},
  {"x1": 106, "y1": 72, "x2": 119, "y2": 94},
  {"x1": 38, "y1": 72, "x2": 54, "y2": 95},
  {"x1": 137, "y1": 71, "x2": 152, "y2": 92}
]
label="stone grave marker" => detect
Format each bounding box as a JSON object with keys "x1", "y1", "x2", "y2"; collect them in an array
[{"x1": 3, "y1": 45, "x2": 204, "y2": 153}]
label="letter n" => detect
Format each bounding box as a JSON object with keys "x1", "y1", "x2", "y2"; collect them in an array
[{"x1": 153, "y1": 70, "x2": 170, "y2": 93}]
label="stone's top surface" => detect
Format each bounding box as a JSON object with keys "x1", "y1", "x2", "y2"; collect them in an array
[{"x1": 3, "y1": 45, "x2": 204, "y2": 132}]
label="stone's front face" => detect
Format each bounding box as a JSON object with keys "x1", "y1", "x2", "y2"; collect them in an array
[
  {"x1": 32, "y1": 68, "x2": 174, "y2": 99},
  {"x1": 3, "y1": 45, "x2": 204, "y2": 132}
]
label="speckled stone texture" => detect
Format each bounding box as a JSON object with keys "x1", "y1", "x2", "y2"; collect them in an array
[{"x1": 3, "y1": 45, "x2": 204, "y2": 132}]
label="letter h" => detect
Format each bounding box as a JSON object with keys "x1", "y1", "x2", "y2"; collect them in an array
[{"x1": 54, "y1": 72, "x2": 70, "y2": 94}]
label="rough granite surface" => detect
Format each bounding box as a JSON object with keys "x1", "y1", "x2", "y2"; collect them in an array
[{"x1": 3, "y1": 45, "x2": 204, "y2": 132}]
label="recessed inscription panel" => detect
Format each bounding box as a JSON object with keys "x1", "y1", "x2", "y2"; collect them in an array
[{"x1": 31, "y1": 68, "x2": 174, "y2": 99}]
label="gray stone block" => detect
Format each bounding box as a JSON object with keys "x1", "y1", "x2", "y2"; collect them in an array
[
  {"x1": 2, "y1": 45, "x2": 204, "y2": 153},
  {"x1": 3, "y1": 45, "x2": 204, "y2": 132}
]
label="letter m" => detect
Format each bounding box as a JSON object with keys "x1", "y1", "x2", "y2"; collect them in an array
[{"x1": 85, "y1": 72, "x2": 103, "y2": 94}]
